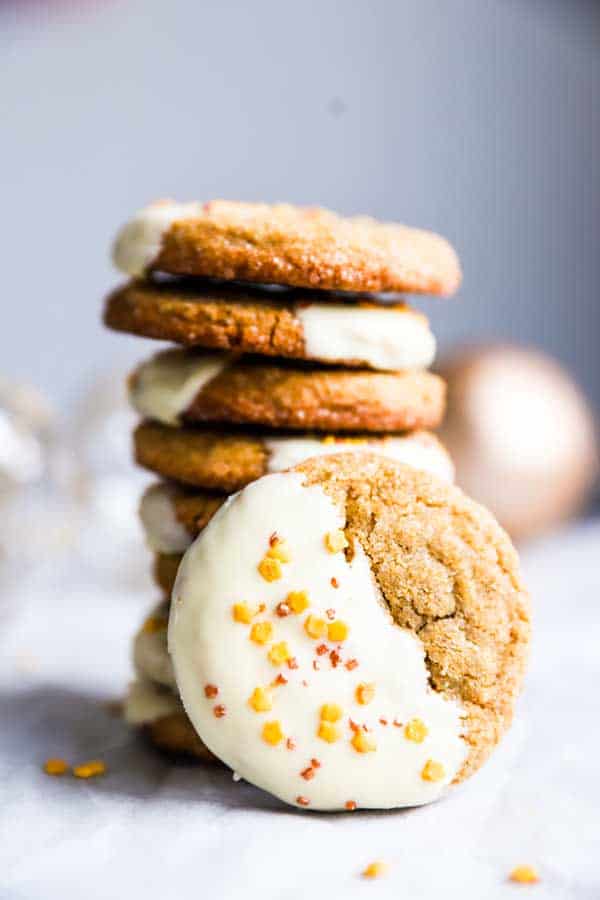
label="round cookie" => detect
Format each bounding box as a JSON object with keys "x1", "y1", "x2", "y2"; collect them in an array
[
  {"x1": 130, "y1": 349, "x2": 446, "y2": 433},
  {"x1": 105, "y1": 280, "x2": 436, "y2": 372},
  {"x1": 112, "y1": 200, "x2": 462, "y2": 295},
  {"x1": 134, "y1": 423, "x2": 454, "y2": 492},
  {"x1": 168, "y1": 453, "x2": 530, "y2": 811},
  {"x1": 124, "y1": 679, "x2": 216, "y2": 762},
  {"x1": 153, "y1": 552, "x2": 182, "y2": 596}
]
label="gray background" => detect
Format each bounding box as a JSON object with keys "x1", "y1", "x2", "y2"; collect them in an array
[{"x1": 2, "y1": 0, "x2": 599, "y2": 410}]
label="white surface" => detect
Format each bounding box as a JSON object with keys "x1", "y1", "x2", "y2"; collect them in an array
[{"x1": 1, "y1": 520, "x2": 599, "y2": 898}]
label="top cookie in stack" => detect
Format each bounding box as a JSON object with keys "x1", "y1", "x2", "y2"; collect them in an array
[{"x1": 105, "y1": 200, "x2": 460, "y2": 593}]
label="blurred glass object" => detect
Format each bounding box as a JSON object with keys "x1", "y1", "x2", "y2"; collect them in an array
[{"x1": 439, "y1": 344, "x2": 599, "y2": 543}]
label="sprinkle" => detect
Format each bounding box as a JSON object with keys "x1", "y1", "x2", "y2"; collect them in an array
[
  {"x1": 287, "y1": 590, "x2": 310, "y2": 614},
  {"x1": 232, "y1": 603, "x2": 255, "y2": 624},
  {"x1": 311, "y1": 758, "x2": 321, "y2": 768},
  {"x1": 301, "y1": 766, "x2": 316, "y2": 780},
  {"x1": 345, "y1": 658, "x2": 359, "y2": 671},
  {"x1": 272, "y1": 673, "x2": 288, "y2": 686},
  {"x1": 393, "y1": 718, "x2": 403, "y2": 728},
  {"x1": 324, "y1": 529, "x2": 348, "y2": 554},
  {"x1": 325, "y1": 608, "x2": 336, "y2": 620},
  {"x1": 248, "y1": 687, "x2": 272, "y2": 712},
  {"x1": 287, "y1": 657, "x2": 299, "y2": 670},
  {"x1": 43, "y1": 758, "x2": 69, "y2": 776},
  {"x1": 404, "y1": 718, "x2": 428, "y2": 743},
  {"x1": 250, "y1": 621, "x2": 273, "y2": 645},
  {"x1": 286, "y1": 738, "x2": 297, "y2": 750},
  {"x1": 268, "y1": 641, "x2": 291, "y2": 666},
  {"x1": 313, "y1": 660, "x2": 321, "y2": 671},
  {"x1": 351, "y1": 730, "x2": 376, "y2": 754},
  {"x1": 275, "y1": 602, "x2": 291, "y2": 617},
  {"x1": 316, "y1": 643, "x2": 329, "y2": 656},
  {"x1": 345, "y1": 800, "x2": 357, "y2": 811},
  {"x1": 355, "y1": 682, "x2": 376, "y2": 706},
  {"x1": 73, "y1": 760, "x2": 106, "y2": 779},
  {"x1": 258, "y1": 556, "x2": 283, "y2": 582},
  {"x1": 330, "y1": 578, "x2": 339, "y2": 589},
  {"x1": 304, "y1": 615, "x2": 327, "y2": 639},
  {"x1": 267, "y1": 538, "x2": 292, "y2": 563},
  {"x1": 296, "y1": 796, "x2": 310, "y2": 807},
  {"x1": 362, "y1": 862, "x2": 387, "y2": 879},
  {"x1": 348, "y1": 718, "x2": 360, "y2": 732},
  {"x1": 509, "y1": 866, "x2": 539, "y2": 885},
  {"x1": 262, "y1": 721, "x2": 284, "y2": 745},
  {"x1": 204, "y1": 684, "x2": 219, "y2": 699},
  {"x1": 327, "y1": 620, "x2": 349, "y2": 642},
  {"x1": 213, "y1": 704, "x2": 226, "y2": 718},
  {"x1": 329, "y1": 650, "x2": 341, "y2": 668},
  {"x1": 318, "y1": 722, "x2": 340, "y2": 743},
  {"x1": 379, "y1": 717, "x2": 388, "y2": 726},
  {"x1": 268, "y1": 531, "x2": 279, "y2": 546},
  {"x1": 301, "y1": 679, "x2": 309, "y2": 687},
  {"x1": 142, "y1": 615, "x2": 167, "y2": 634},
  {"x1": 421, "y1": 759, "x2": 445, "y2": 782},
  {"x1": 320, "y1": 703, "x2": 343, "y2": 723}
]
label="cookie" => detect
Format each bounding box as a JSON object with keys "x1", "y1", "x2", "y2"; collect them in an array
[
  {"x1": 130, "y1": 349, "x2": 446, "y2": 433},
  {"x1": 112, "y1": 200, "x2": 461, "y2": 295},
  {"x1": 124, "y1": 678, "x2": 216, "y2": 762},
  {"x1": 135, "y1": 423, "x2": 454, "y2": 492},
  {"x1": 140, "y1": 426, "x2": 455, "y2": 555},
  {"x1": 153, "y1": 552, "x2": 182, "y2": 596},
  {"x1": 105, "y1": 280, "x2": 436, "y2": 372},
  {"x1": 168, "y1": 452, "x2": 530, "y2": 811}
]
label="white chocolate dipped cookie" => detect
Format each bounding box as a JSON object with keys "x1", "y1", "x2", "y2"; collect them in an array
[{"x1": 169, "y1": 453, "x2": 530, "y2": 811}]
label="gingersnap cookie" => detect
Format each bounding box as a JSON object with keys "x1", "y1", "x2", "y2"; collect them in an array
[
  {"x1": 112, "y1": 200, "x2": 461, "y2": 296},
  {"x1": 135, "y1": 423, "x2": 454, "y2": 493},
  {"x1": 124, "y1": 679, "x2": 216, "y2": 762},
  {"x1": 130, "y1": 349, "x2": 446, "y2": 433},
  {"x1": 153, "y1": 552, "x2": 182, "y2": 596},
  {"x1": 105, "y1": 280, "x2": 436, "y2": 372},
  {"x1": 168, "y1": 452, "x2": 530, "y2": 811}
]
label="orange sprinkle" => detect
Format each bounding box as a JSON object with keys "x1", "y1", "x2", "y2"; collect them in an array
[
  {"x1": 275, "y1": 602, "x2": 291, "y2": 617},
  {"x1": 262, "y1": 721, "x2": 284, "y2": 745},
  {"x1": 73, "y1": 760, "x2": 106, "y2": 779},
  {"x1": 348, "y1": 718, "x2": 361, "y2": 732},
  {"x1": 355, "y1": 682, "x2": 376, "y2": 705},
  {"x1": 362, "y1": 861, "x2": 387, "y2": 879},
  {"x1": 43, "y1": 758, "x2": 69, "y2": 776},
  {"x1": 258, "y1": 556, "x2": 283, "y2": 582},
  {"x1": 325, "y1": 608, "x2": 336, "y2": 620},
  {"x1": 250, "y1": 621, "x2": 273, "y2": 645},
  {"x1": 379, "y1": 717, "x2": 389, "y2": 726},
  {"x1": 316, "y1": 643, "x2": 329, "y2": 656},
  {"x1": 287, "y1": 657, "x2": 299, "y2": 670},
  {"x1": 313, "y1": 660, "x2": 321, "y2": 671},
  {"x1": 421, "y1": 759, "x2": 445, "y2": 782},
  {"x1": 272, "y1": 673, "x2": 288, "y2": 686},
  {"x1": 304, "y1": 615, "x2": 327, "y2": 639},
  {"x1": 286, "y1": 738, "x2": 297, "y2": 751},
  {"x1": 330, "y1": 650, "x2": 341, "y2": 668},
  {"x1": 269, "y1": 531, "x2": 279, "y2": 546},
  {"x1": 213, "y1": 704, "x2": 226, "y2": 718},
  {"x1": 296, "y1": 796, "x2": 310, "y2": 807},
  {"x1": 345, "y1": 800, "x2": 357, "y2": 811},
  {"x1": 509, "y1": 866, "x2": 540, "y2": 885},
  {"x1": 393, "y1": 718, "x2": 403, "y2": 728},
  {"x1": 310, "y1": 758, "x2": 321, "y2": 768},
  {"x1": 345, "y1": 658, "x2": 359, "y2": 671},
  {"x1": 320, "y1": 703, "x2": 343, "y2": 723},
  {"x1": 301, "y1": 766, "x2": 315, "y2": 780},
  {"x1": 204, "y1": 684, "x2": 219, "y2": 699},
  {"x1": 404, "y1": 718, "x2": 428, "y2": 743},
  {"x1": 330, "y1": 578, "x2": 339, "y2": 589},
  {"x1": 324, "y1": 529, "x2": 348, "y2": 554}
]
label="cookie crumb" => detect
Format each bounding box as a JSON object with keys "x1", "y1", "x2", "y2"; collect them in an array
[
  {"x1": 275, "y1": 602, "x2": 291, "y2": 617},
  {"x1": 73, "y1": 760, "x2": 106, "y2": 779},
  {"x1": 362, "y1": 861, "x2": 387, "y2": 879},
  {"x1": 509, "y1": 866, "x2": 539, "y2": 885},
  {"x1": 43, "y1": 758, "x2": 69, "y2": 776},
  {"x1": 345, "y1": 800, "x2": 357, "y2": 811}
]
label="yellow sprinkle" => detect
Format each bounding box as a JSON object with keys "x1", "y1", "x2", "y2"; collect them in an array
[
  {"x1": 421, "y1": 759, "x2": 445, "y2": 782},
  {"x1": 258, "y1": 556, "x2": 283, "y2": 582},
  {"x1": 249, "y1": 621, "x2": 273, "y2": 645},
  {"x1": 232, "y1": 602, "x2": 255, "y2": 624},
  {"x1": 262, "y1": 721, "x2": 284, "y2": 746},
  {"x1": 304, "y1": 614, "x2": 327, "y2": 640},
  {"x1": 287, "y1": 590, "x2": 310, "y2": 614},
  {"x1": 43, "y1": 758, "x2": 69, "y2": 776},
  {"x1": 327, "y1": 620, "x2": 349, "y2": 642},
  {"x1": 324, "y1": 529, "x2": 348, "y2": 554},
  {"x1": 72, "y1": 760, "x2": 106, "y2": 779},
  {"x1": 248, "y1": 687, "x2": 272, "y2": 712},
  {"x1": 355, "y1": 682, "x2": 376, "y2": 705},
  {"x1": 267, "y1": 539, "x2": 292, "y2": 563},
  {"x1": 351, "y1": 730, "x2": 377, "y2": 754},
  {"x1": 362, "y1": 861, "x2": 388, "y2": 879},
  {"x1": 320, "y1": 703, "x2": 343, "y2": 723},
  {"x1": 404, "y1": 718, "x2": 428, "y2": 743},
  {"x1": 142, "y1": 615, "x2": 167, "y2": 634},
  {"x1": 268, "y1": 641, "x2": 291, "y2": 666},
  {"x1": 509, "y1": 866, "x2": 539, "y2": 885},
  {"x1": 318, "y1": 722, "x2": 340, "y2": 743}
]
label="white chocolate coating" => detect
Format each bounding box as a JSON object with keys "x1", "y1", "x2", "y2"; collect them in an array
[
  {"x1": 112, "y1": 201, "x2": 205, "y2": 277},
  {"x1": 139, "y1": 483, "x2": 191, "y2": 554},
  {"x1": 296, "y1": 304, "x2": 435, "y2": 371},
  {"x1": 169, "y1": 472, "x2": 466, "y2": 811},
  {"x1": 133, "y1": 603, "x2": 176, "y2": 689},
  {"x1": 123, "y1": 678, "x2": 181, "y2": 725},
  {"x1": 130, "y1": 349, "x2": 229, "y2": 426}
]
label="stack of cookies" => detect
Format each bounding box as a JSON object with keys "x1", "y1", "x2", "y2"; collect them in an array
[{"x1": 104, "y1": 200, "x2": 463, "y2": 761}]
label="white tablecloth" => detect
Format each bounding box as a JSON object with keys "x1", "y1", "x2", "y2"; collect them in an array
[{"x1": 1, "y1": 521, "x2": 599, "y2": 899}]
